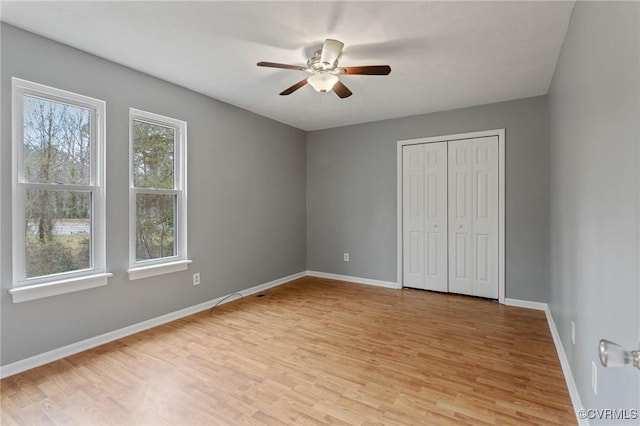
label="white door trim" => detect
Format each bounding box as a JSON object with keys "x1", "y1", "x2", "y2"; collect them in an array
[{"x1": 397, "y1": 129, "x2": 506, "y2": 303}]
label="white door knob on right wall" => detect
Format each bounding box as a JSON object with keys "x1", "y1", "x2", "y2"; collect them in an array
[{"x1": 599, "y1": 339, "x2": 640, "y2": 369}]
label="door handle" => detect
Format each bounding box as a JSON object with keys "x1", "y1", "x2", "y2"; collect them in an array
[{"x1": 599, "y1": 339, "x2": 640, "y2": 369}]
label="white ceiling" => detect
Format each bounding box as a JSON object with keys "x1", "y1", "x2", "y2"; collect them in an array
[{"x1": 1, "y1": 1, "x2": 574, "y2": 131}]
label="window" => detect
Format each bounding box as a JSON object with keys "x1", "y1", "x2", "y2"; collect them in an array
[
  {"x1": 10, "y1": 78, "x2": 111, "y2": 303},
  {"x1": 127, "y1": 109, "x2": 190, "y2": 280}
]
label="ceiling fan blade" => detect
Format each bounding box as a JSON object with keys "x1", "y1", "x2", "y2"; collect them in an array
[
  {"x1": 333, "y1": 81, "x2": 352, "y2": 99},
  {"x1": 341, "y1": 65, "x2": 392, "y2": 75},
  {"x1": 279, "y1": 78, "x2": 308, "y2": 96},
  {"x1": 320, "y1": 39, "x2": 344, "y2": 66},
  {"x1": 257, "y1": 61, "x2": 307, "y2": 71}
]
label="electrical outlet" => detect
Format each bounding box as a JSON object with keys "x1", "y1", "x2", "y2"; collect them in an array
[
  {"x1": 193, "y1": 273, "x2": 200, "y2": 286},
  {"x1": 571, "y1": 321, "x2": 575, "y2": 345},
  {"x1": 344, "y1": 253, "x2": 349, "y2": 262},
  {"x1": 592, "y1": 361, "x2": 597, "y2": 395}
]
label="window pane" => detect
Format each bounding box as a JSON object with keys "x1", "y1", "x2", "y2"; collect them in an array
[
  {"x1": 132, "y1": 120, "x2": 175, "y2": 189},
  {"x1": 25, "y1": 190, "x2": 91, "y2": 278},
  {"x1": 136, "y1": 193, "x2": 176, "y2": 261},
  {"x1": 23, "y1": 95, "x2": 91, "y2": 185}
]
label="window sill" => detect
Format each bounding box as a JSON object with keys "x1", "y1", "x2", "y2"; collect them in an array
[
  {"x1": 8, "y1": 273, "x2": 113, "y2": 303},
  {"x1": 127, "y1": 259, "x2": 192, "y2": 281}
]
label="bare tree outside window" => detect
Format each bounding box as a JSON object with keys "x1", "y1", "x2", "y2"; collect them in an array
[
  {"x1": 22, "y1": 96, "x2": 92, "y2": 278},
  {"x1": 135, "y1": 194, "x2": 176, "y2": 260},
  {"x1": 132, "y1": 120, "x2": 176, "y2": 261}
]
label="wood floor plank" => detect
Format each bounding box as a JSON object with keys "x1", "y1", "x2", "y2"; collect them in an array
[{"x1": 1, "y1": 277, "x2": 576, "y2": 425}]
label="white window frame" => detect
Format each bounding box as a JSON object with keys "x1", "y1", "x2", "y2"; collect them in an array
[
  {"x1": 126, "y1": 108, "x2": 190, "y2": 280},
  {"x1": 9, "y1": 78, "x2": 111, "y2": 303}
]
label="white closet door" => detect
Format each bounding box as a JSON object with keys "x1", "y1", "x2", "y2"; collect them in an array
[
  {"x1": 423, "y1": 142, "x2": 448, "y2": 292},
  {"x1": 402, "y1": 143, "x2": 448, "y2": 291},
  {"x1": 448, "y1": 140, "x2": 474, "y2": 295},
  {"x1": 471, "y1": 136, "x2": 499, "y2": 298},
  {"x1": 448, "y1": 136, "x2": 498, "y2": 298},
  {"x1": 403, "y1": 145, "x2": 425, "y2": 288}
]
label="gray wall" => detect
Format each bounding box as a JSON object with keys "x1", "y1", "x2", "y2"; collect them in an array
[
  {"x1": 548, "y1": 1, "x2": 639, "y2": 420},
  {"x1": 307, "y1": 96, "x2": 550, "y2": 302},
  {"x1": 0, "y1": 24, "x2": 307, "y2": 366}
]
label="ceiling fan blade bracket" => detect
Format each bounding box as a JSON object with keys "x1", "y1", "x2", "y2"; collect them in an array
[{"x1": 320, "y1": 39, "x2": 344, "y2": 67}]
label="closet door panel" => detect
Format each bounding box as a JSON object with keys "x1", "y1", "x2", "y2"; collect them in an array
[
  {"x1": 472, "y1": 136, "x2": 499, "y2": 298},
  {"x1": 402, "y1": 145, "x2": 425, "y2": 288},
  {"x1": 448, "y1": 140, "x2": 473, "y2": 295},
  {"x1": 423, "y1": 142, "x2": 448, "y2": 292}
]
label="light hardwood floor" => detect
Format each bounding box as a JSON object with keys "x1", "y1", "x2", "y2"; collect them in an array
[{"x1": 1, "y1": 277, "x2": 575, "y2": 425}]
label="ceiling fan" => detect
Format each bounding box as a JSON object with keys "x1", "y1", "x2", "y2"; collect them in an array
[{"x1": 257, "y1": 39, "x2": 391, "y2": 99}]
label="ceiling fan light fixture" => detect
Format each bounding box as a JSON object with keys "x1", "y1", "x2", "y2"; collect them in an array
[{"x1": 308, "y1": 73, "x2": 339, "y2": 93}]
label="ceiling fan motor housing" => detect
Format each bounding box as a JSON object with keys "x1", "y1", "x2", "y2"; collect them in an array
[{"x1": 307, "y1": 50, "x2": 338, "y2": 73}]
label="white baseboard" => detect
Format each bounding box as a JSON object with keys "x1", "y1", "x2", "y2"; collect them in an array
[
  {"x1": 306, "y1": 270, "x2": 400, "y2": 289},
  {"x1": 544, "y1": 305, "x2": 587, "y2": 426},
  {"x1": 239, "y1": 271, "x2": 306, "y2": 297},
  {"x1": 0, "y1": 270, "x2": 306, "y2": 379},
  {"x1": 504, "y1": 298, "x2": 547, "y2": 310}
]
